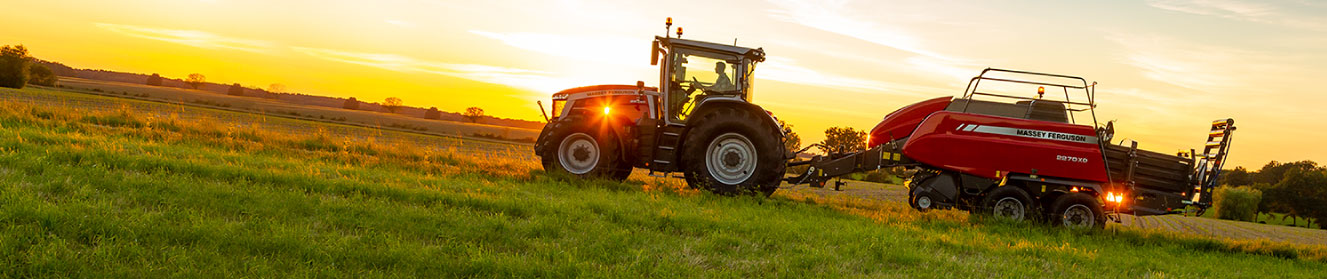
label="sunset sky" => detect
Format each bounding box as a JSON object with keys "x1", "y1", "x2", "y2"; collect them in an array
[{"x1": 3, "y1": 0, "x2": 1325, "y2": 168}]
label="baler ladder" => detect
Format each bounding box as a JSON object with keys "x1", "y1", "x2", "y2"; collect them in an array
[{"x1": 1195, "y1": 118, "x2": 1235, "y2": 205}]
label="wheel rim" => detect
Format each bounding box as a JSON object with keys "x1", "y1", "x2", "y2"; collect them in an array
[
  {"x1": 916, "y1": 195, "x2": 933, "y2": 209},
  {"x1": 557, "y1": 132, "x2": 599, "y2": 175},
  {"x1": 993, "y1": 197, "x2": 1026, "y2": 220},
  {"x1": 1061, "y1": 204, "x2": 1095, "y2": 228},
  {"x1": 705, "y1": 132, "x2": 757, "y2": 185}
]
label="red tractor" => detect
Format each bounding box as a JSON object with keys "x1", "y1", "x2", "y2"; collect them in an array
[
  {"x1": 535, "y1": 19, "x2": 787, "y2": 196},
  {"x1": 789, "y1": 69, "x2": 1235, "y2": 228}
]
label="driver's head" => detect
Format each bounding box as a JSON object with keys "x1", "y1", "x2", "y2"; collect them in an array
[{"x1": 714, "y1": 62, "x2": 726, "y2": 73}]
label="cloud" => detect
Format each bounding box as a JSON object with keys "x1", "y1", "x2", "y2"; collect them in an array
[
  {"x1": 292, "y1": 47, "x2": 579, "y2": 94},
  {"x1": 468, "y1": 30, "x2": 642, "y2": 66},
  {"x1": 765, "y1": 0, "x2": 959, "y2": 62},
  {"x1": 1107, "y1": 32, "x2": 1324, "y2": 101},
  {"x1": 94, "y1": 23, "x2": 274, "y2": 53},
  {"x1": 384, "y1": 19, "x2": 414, "y2": 28},
  {"x1": 764, "y1": 0, "x2": 978, "y2": 83},
  {"x1": 761, "y1": 57, "x2": 946, "y2": 97},
  {"x1": 1145, "y1": 0, "x2": 1327, "y2": 30},
  {"x1": 1109, "y1": 34, "x2": 1269, "y2": 91}
]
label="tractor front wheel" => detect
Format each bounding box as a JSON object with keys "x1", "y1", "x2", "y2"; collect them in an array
[
  {"x1": 682, "y1": 107, "x2": 784, "y2": 196},
  {"x1": 538, "y1": 121, "x2": 629, "y2": 180}
]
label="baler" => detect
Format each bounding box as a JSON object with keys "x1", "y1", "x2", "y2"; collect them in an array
[{"x1": 788, "y1": 68, "x2": 1235, "y2": 228}]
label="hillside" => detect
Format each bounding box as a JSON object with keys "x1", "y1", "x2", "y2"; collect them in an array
[
  {"x1": 2, "y1": 86, "x2": 1325, "y2": 277},
  {"x1": 36, "y1": 60, "x2": 544, "y2": 129}
]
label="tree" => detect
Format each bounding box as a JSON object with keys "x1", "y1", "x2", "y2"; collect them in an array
[
  {"x1": 146, "y1": 73, "x2": 164, "y2": 86},
  {"x1": 227, "y1": 83, "x2": 244, "y2": 96},
  {"x1": 1253, "y1": 161, "x2": 1319, "y2": 185},
  {"x1": 0, "y1": 45, "x2": 32, "y2": 89},
  {"x1": 779, "y1": 120, "x2": 801, "y2": 153},
  {"x1": 27, "y1": 63, "x2": 57, "y2": 86},
  {"x1": 819, "y1": 127, "x2": 866, "y2": 155},
  {"x1": 1265, "y1": 168, "x2": 1327, "y2": 228},
  {"x1": 343, "y1": 97, "x2": 359, "y2": 110},
  {"x1": 425, "y1": 107, "x2": 441, "y2": 120},
  {"x1": 463, "y1": 107, "x2": 485, "y2": 123},
  {"x1": 186, "y1": 73, "x2": 206, "y2": 89},
  {"x1": 1220, "y1": 166, "x2": 1252, "y2": 187},
  {"x1": 267, "y1": 83, "x2": 285, "y2": 93},
  {"x1": 383, "y1": 97, "x2": 403, "y2": 113}
]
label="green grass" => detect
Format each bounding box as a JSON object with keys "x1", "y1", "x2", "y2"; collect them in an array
[
  {"x1": 2, "y1": 87, "x2": 1326, "y2": 278},
  {"x1": 1253, "y1": 213, "x2": 1320, "y2": 229}
]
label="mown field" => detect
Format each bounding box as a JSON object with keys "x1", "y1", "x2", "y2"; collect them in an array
[
  {"x1": 55, "y1": 78, "x2": 540, "y2": 142},
  {"x1": 3, "y1": 85, "x2": 1327, "y2": 278}
]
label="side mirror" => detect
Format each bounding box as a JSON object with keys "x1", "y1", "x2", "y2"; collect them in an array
[{"x1": 650, "y1": 42, "x2": 660, "y2": 66}]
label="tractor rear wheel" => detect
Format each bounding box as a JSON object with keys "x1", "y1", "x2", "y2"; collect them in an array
[
  {"x1": 539, "y1": 121, "x2": 628, "y2": 180},
  {"x1": 981, "y1": 186, "x2": 1037, "y2": 222},
  {"x1": 682, "y1": 107, "x2": 784, "y2": 196},
  {"x1": 1049, "y1": 193, "x2": 1106, "y2": 229}
]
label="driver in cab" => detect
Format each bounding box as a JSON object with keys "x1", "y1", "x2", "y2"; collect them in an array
[{"x1": 691, "y1": 61, "x2": 735, "y2": 93}]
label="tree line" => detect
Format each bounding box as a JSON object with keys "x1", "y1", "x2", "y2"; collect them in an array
[
  {"x1": 0, "y1": 45, "x2": 59, "y2": 89},
  {"x1": 1217, "y1": 161, "x2": 1325, "y2": 228}
]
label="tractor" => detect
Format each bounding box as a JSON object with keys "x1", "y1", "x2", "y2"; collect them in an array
[{"x1": 534, "y1": 18, "x2": 786, "y2": 196}]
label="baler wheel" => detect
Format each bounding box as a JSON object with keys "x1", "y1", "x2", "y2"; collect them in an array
[
  {"x1": 909, "y1": 186, "x2": 936, "y2": 212},
  {"x1": 981, "y1": 186, "x2": 1036, "y2": 222},
  {"x1": 1050, "y1": 193, "x2": 1106, "y2": 229}
]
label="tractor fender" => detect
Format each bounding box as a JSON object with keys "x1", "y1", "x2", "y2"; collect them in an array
[{"x1": 689, "y1": 98, "x2": 784, "y2": 137}]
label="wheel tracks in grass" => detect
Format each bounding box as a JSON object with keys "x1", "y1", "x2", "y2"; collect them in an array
[
  {"x1": 1220, "y1": 218, "x2": 1327, "y2": 246},
  {"x1": 0, "y1": 90, "x2": 531, "y2": 158}
]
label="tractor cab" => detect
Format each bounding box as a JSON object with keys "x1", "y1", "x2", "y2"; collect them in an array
[{"x1": 651, "y1": 36, "x2": 765, "y2": 125}]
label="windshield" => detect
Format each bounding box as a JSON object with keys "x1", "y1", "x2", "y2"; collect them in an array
[
  {"x1": 666, "y1": 50, "x2": 747, "y2": 122},
  {"x1": 673, "y1": 54, "x2": 740, "y2": 94}
]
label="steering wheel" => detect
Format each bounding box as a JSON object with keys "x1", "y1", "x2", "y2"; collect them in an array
[{"x1": 689, "y1": 77, "x2": 715, "y2": 94}]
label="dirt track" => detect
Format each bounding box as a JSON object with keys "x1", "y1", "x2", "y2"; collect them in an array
[{"x1": 780, "y1": 179, "x2": 1327, "y2": 247}]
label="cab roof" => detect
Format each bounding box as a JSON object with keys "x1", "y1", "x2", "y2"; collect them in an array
[{"x1": 657, "y1": 36, "x2": 765, "y2": 62}]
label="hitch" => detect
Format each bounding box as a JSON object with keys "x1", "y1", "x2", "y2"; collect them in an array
[{"x1": 785, "y1": 143, "x2": 911, "y2": 187}]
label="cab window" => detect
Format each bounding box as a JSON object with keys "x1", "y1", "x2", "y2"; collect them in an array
[{"x1": 667, "y1": 51, "x2": 743, "y2": 122}]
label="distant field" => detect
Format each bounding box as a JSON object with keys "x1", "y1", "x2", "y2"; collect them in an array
[
  {"x1": 53, "y1": 78, "x2": 540, "y2": 142},
  {"x1": 2, "y1": 85, "x2": 1326, "y2": 277}
]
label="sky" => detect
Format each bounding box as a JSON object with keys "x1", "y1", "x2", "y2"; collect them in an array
[{"x1": 2, "y1": 0, "x2": 1325, "y2": 168}]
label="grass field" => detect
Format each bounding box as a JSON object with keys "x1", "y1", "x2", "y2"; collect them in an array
[{"x1": 3, "y1": 85, "x2": 1327, "y2": 277}]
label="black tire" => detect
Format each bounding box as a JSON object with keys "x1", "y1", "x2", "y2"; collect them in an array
[
  {"x1": 681, "y1": 107, "x2": 784, "y2": 196},
  {"x1": 537, "y1": 118, "x2": 629, "y2": 180},
  {"x1": 909, "y1": 186, "x2": 937, "y2": 212},
  {"x1": 981, "y1": 186, "x2": 1037, "y2": 222},
  {"x1": 1049, "y1": 193, "x2": 1106, "y2": 229}
]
